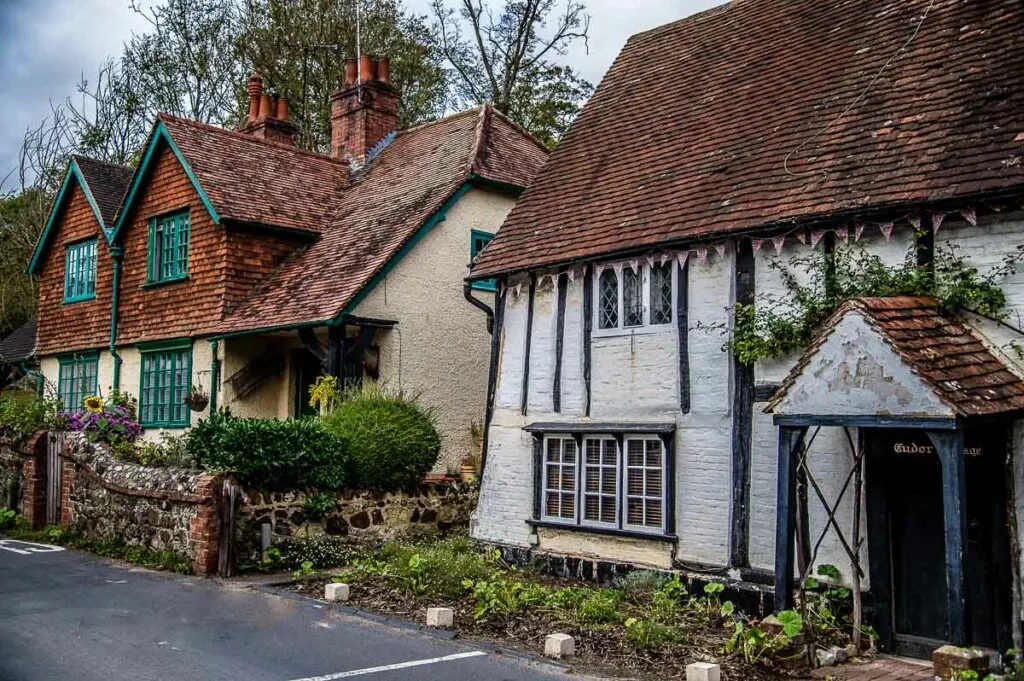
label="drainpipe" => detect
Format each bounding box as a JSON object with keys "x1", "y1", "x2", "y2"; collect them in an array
[
  {"x1": 109, "y1": 246, "x2": 124, "y2": 390},
  {"x1": 463, "y1": 282, "x2": 494, "y2": 335},
  {"x1": 209, "y1": 339, "x2": 220, "y2": 412}
]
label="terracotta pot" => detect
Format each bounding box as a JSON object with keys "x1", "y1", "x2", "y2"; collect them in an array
[{"x1": 460, "y1": 463, "x2": 477, "y2": 482}]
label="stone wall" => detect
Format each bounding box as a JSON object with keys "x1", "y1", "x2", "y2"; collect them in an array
[
  {"x1": 235, "y1": 484, "x2": 478, "y2": 560},
  {"x1": 0, "y1": 433, "x2": 47, "y2": 526},
  {"x1": 0, "y1": 437, "x2": 25, "y2": 511},
  {"x1": 61, "y1": 434, "x2": 222, "y2": 574}
]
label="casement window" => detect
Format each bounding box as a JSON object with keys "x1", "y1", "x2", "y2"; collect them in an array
[
  {"x1": 139, "y1": 341, "x2": 192, "y2": 428},
  {"x1": 537, "y1": 430, "x2": 671, "y2": 535},
  {"x1": 147, "y1": 211, "x2": 191, "y2": 284},
  {"x1": 470, "y1": 229, "x2": 496, "y2": 292},
  {"x1": 58, "y1": 352, "x2": 99, "y2": 410},
  {"x1": 595, "y1": 261, "x2": 674, "y2": 333},
  {"x1": 63, "y1": 239, "x2": 97, "y2": 303}
]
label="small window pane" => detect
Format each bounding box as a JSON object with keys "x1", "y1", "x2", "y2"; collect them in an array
[
  {"x1": 543, "y1": 436, "x2": 577, "y2": 521},
  {"x1": 624, "y1": 438, "x2": 665, "y2": 531},
  {"x1": 139, "y1": 346, "x2": 191, "y2": 427},
  {"x1": 624, "y1": 267, "x2": 643, "y2": 327},
  {"x1": 650, "y1": 263, "x2": 673, "y2": 325},
  {"x1": 599, "y1": 269, "x2": 619, "y2": 329},
  {"x1": 582, "y1": 437, "x2": 618, "y2": 526},
  {"x1": 64, "y1": 240, "x2": 97, "y2": 302},
  {"x1": 150, "y1": 211, "x2": 190, "y2": 283},
  {"x1": 58, "y1": 354, "x2": 98, "y2": 410}
]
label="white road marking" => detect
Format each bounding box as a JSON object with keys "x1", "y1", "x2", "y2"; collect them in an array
[
  {"x1": 285, "y1": 651, "x2": 487, "y2": 681},
  {"x1": 0, "y1": 540, "x2": 65, "y2": 555}
]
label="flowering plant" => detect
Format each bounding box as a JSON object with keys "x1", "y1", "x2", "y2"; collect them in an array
[
  {"x1": 60, "y1": 404, "x2": 142, "y2": 445},
  {"x1": 83, "y1": 395, "x2": 104, "y2": 413}
]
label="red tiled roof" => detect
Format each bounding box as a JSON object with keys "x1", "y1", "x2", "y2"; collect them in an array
[
  {"x1": 215, "y1": 106, "x2": 546, "y2": 333},
  {"x1": 767, "y1": 297, "x2": 1024, "y2": 418},
  {"x1": 158, "y1": 114, "x2": 350, "y2": 234},
  {"x1": 72, "y1": 155, "x2": 134, "y2": 226},
  {"x1": 471, "y1": 0, "x2": 1024, "y2": 278}
]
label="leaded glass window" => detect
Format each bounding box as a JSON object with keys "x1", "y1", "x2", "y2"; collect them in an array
[
  {"x1": 623, "y1": 266, "x2": 643, "y2": 327},
  {"x1": 650, "y1": 263, "x2": 673, "y2": 325},
  {"x1": 598, "y1": 269, "x2": 619, "y2": 329}
]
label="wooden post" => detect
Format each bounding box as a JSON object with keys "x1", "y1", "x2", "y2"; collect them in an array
[
  {"x1": 927, "y1": 429, "x2": 967, "y2": 645},
  {"x1": 775, "y1": 426, "x2": 805, "y2": 611}
]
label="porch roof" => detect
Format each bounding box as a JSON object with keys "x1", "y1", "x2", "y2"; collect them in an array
[{"x1": 766, "y1": 297, "x2": 1024, "y2": 420}]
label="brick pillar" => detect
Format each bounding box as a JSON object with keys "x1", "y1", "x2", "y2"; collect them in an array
[
  {"x1": 190, "y1": 475, "x2": 221, "y2": 576},
  {"x1": 60, "y1": 457, "x2": 76, "y2": 526},
  {"x1": 20, "y1": 432, "x2": 48, "y2": 529}
]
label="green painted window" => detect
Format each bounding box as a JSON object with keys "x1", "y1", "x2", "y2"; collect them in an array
[
  {"x1": 58, "y1": 352, "x2": 99, "y2": 410},
  {"x1": 139, "y1": 341, "x2": 192, "y2": 427},
  {"x1": 470, "y1": 229, "x2": 496, "y2": 292},
  {"x1": 63, "y1": 239, "x2": 97, "y2": 302},
  {"x1": 147, "y1": 211, "x2": 191, "y2": 284}
]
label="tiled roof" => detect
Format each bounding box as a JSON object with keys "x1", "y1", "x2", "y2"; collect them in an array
[
  {"x1": 72, "y1": 156, "x2": 134, "y2": 225},
  {"x1": 768, "y1": 297, "x2": 1024, "y2": 418},
  {"x1": 471, "y1": 0, "x2": 1024, "y2": 278},
  {"x1": 216, "y1": 106, "x2": 546, "y2": 333},
  {"x1": 0, "y1": 317, "x2": 37, "y2": 363},
  {"x1": 157, "y1": 114, "x2": 350, "y2": 234}
]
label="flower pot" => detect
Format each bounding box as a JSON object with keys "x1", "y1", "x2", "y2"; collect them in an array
[
  {"x1": 460, "y1": 463, "x2": 477, "y2": 482},
  {"x1": 185, "y1": 395, "x2": 209, "y2": 412}
]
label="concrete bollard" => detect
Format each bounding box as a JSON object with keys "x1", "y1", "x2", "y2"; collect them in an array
[
  {"x1": 545, "y1": 633, "x2": 575, "y2": 659},
  {"x1": 325, "y1": 583, "x2": 350, "y2": 602},
  {"x1": 686, "y1": 662, "x2": 721, "y2": 681},
  {"x1": 426, "y1": 607, "x2": 454, "y2": 628}
]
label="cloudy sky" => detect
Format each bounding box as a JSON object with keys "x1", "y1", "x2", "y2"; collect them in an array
[{"x1": 0, "y1": 0, "x2": 719, "y2": 191}]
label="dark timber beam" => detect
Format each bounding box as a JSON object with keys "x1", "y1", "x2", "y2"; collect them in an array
[
  {"x1": 582, "y1": 265, "x2": 593, "y2": 417},
  {"x1": 927, "y1": 428, "x2": 968, "y2": 645},
  {"x1": 774, "y1": 426, "x2": 807, "y2": 612},
  {"x1": 553, "y1": 273, "x2": 568, "y2": 412},
  {"x1": 730, "y1": 239, "x2": 755, "y2": 568},
  {"x1": 520, "y1": 274, "x2": 536, "y2": 416},
  {"x1": 479, "y1": 280, "x2": 507, "y2": 476},
  {"x1": 676, "y1": 256, "x2": 690, "y2": 413}
]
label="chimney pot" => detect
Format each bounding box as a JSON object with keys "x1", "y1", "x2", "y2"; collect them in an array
[
  {"x1": 359, "y1": 54, "x2": 373, "y2": 82},
  {"x1": 247, "y1": 73, "x2": 263, "y2": 122},
  {"x1": 376, "y1": 57, "x2": 391, "y2": 84},
  {"x1": 258, "y1": 93, "x2": 272, "y2": 119},
  {"x1": 276, "y1": 96, "x2": 289, "y2": 121},
  {"x1": 345, "y1": 58, "x2": 358, "y2": 86}
]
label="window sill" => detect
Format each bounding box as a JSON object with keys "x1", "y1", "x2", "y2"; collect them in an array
[
  {"x1": 142, "y1": 275, "x2": 189, "y2": 289},
  {"x1": 141, "y1": 423, "x2": 190, "y2": 430},
  {"x1": 526, "y1": 518, "x2": 677, "y2": 543},
  {"x1": 62, "y1": 295, "x2": 96, "y2": 305},
  {"x1": 592, "y1": 324, "x2": 674, "y2": 339}
]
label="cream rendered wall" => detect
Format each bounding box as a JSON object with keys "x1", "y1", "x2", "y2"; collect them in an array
[
  {"x1": 39, "y1": 351, "x2": 116, "y2": 405},
  {"x1": 353, "y1": 187, "x2": 513, "y2": 471},
  {"x1": 220, "y1": 334, "x2": 298, "y2": 419}
]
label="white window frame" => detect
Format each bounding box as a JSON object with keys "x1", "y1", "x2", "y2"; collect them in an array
[
  {"x1": 540, "y1": 433, "x2": 579, "y2": 523},
  {"x1": 622, "y1": 436, "x2": 668, "y2": 534},
  {"x1": 593, "y1": 261, "x2": 676, "y2": 338},
  {"x1": 580, "y1": 436, "x2": 620, "y2": 530}
]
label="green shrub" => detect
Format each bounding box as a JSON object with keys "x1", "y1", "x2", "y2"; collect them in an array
[
  {"x1": 0, "y1": 392, "x2": 60, "y2": 445},
  {"x1": 187, "y1": 410, "x2": 348, "y2": 489},
  {"x1": 276, "y1": 536, "x2": 360, "y2": 570},
  {"x1": 578, "y1": 589, "x2": 624, "y2": 624},
  {"x1": 625, "y1": 616, "x2": 680, "y2": 649},
  {"x1": 614, "y1": 569, "x2": 670, "y2": 600},
  {"x1": 322, "y1": 384, "x2": 439, "y2": 490},
  {"x1": 372, "y1": 535, "x2": 498, "y2": 599},
  {"x1": 128, "y1": 433, "x2": 195, "y2": 468}
]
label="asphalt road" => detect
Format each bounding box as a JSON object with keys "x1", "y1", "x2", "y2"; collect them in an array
[{"x1": 0, "y1": 539, "x2": 575, "y2": 681}]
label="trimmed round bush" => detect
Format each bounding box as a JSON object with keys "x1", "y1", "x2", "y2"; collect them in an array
[{"x1": 323, "y1": 385, "x2": 439, "y2": 490}]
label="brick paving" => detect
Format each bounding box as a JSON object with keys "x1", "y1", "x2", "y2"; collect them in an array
[{"x1": 810, "y1": 656, "x2": 933, "y2": 681}]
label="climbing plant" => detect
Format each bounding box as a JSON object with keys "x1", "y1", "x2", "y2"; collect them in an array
[{"x1": 726, "y1": 241, "x2": 1024, "y2": 365}]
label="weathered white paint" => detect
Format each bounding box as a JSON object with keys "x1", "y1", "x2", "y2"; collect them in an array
[
  {"x1": 537, "y1": 526, "x2": 674, "y2": 569},
  {"x1": 771, "y1": 310, "x2": 953, "y2": 417},
  {"x1": 526, "y1": 279, "x2": 558, "y2": 413},
  {"x1": 495, "y1": 277, "x2": 529, "y2": 410},
  {"x1": 559, "y1": 276, "x2": 586, "y2": 415}
]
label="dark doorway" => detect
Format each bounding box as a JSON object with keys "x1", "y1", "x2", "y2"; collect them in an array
[
  {"x1": 866, "y1": 429, "x2": 1012, "y2": 657},
  {"x1": 292, "y1": 349, "x2": 323, "y2": 418}
]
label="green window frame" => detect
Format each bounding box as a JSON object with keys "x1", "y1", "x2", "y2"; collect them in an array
[
  {"x1": 470, "y1": 229, "x2": 496, "y2": 292},
  {"x1": 58, "y1": 352, "x2": 99, "y2": 411},
  {"x1": 63, "y1": 239, "x2": 98, "y2": 302},
  {"x1": 147, "y1": 210, "x2": 191, "y2": 284},
  {"x1": 139, "y1": 340, "x2": 193, "y2": 428}
]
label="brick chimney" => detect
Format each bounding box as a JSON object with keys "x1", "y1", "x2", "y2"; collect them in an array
[
  {"x1": 330, "y1": 55, "x2": 399, "y2": 166},
  {"x1": 240, "y1": 72, "x2": 299, "y2": 146}
]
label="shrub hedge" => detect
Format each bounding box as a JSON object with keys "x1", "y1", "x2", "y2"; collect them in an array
[{"x1": 321, "y1": 385, "x2": 440, "y2": 490}]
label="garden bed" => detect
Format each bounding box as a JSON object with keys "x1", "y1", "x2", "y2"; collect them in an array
[{"x1": 281, "y1": 536, "x2": 807, "y2": 681}]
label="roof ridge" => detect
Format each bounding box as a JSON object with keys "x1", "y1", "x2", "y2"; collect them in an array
[
  {"x1": 468, "y1": 105, "x2": 491, "y2": 175},
  {"x1": 156, "y1": 113, "x2": 348, "y2": 165},
  {"x1": 71, "y1": 154, "x2": 134, "y2": 172},
  {"x1": 397, "y1": 106, "x2": 483, "y2": 136},
  {"x1": 487, "y1": 106, "x2": 553, "y2": 156}
]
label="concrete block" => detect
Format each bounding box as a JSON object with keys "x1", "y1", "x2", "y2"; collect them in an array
[
  {"x1": 324, "y1": 582, "x2": 349, "y2": 602},
  {"x1": 686, "y1": 662, "x2": 721, "y2": 681},
  {"x1": 545, "y1": 633, "x2": 575, "y2": 659},
  {"x1": 426, "y1": 607, "x2": 453, "y2": 628},
  {"x1": 933, "y1": 645, "x2": 989, "y2": 679}
]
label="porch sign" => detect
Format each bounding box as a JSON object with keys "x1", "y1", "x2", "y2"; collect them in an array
[{"x1": 891, "y1": 440, "x2": 984, "y2": 457}]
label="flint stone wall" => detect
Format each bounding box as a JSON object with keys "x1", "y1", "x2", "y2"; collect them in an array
[{"x1": 0, "y1": 437, "x2": 25, "y2": 512}]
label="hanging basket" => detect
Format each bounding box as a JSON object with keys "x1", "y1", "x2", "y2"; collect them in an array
[{"x1": 184, "y1": 393, "x2": 209, "y2": 412}]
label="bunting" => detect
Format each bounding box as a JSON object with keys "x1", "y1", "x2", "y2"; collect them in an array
[
  {"x1": 751, "y1": 238, "x2": 764, "y2": 254},
  {"x1": 961, "y1": 206, "x2": 977, "y2": 226},
  {"x1": 796, "y1": 230, "x2": 807, "y2": 245},
  {"x1": 772, "y1": 235, "x2": 786, "y2": 255},
  {"x1": 628, "y1": 259, "x2": 640, "y2": 274},
  {"x1": 930, "y1": 211, "x2": 947, "y2": 233},
  {"x1": 646, "y1": 254, "x2": 655, "y2": 268},
  {"x1": 714, "y1": 242, "x2": 727, "y2": 259},
  {"x1": 879, "y1": 222, "x2": 893, "y2": 241},
  {"x1": 696, "y1": 247, "x2": 708, "y2": 265},
  {"x1": 810, "y1": 230, "x2": 825, "y2": 248},
  {"x1": 835, "y1": 226, "x2": 848, "y2": 242},
  {"x1": 677, "y1": 251, "x2": 690, "y2": 268},
  {"x1": 854, "y1": 221, "x2": 865, "y2": 242},
  {"x1": 908, "y1": 212, "x2": 921, "y2": 230}
]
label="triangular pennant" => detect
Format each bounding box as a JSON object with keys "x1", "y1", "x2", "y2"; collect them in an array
[
  {"x1": 539, "y1": 274, "x2": 552, "y2": 289},
  {"x1": 810, "y1": 230, "x2": 825, "y2": 247},
  {"x1": 696, "y1": 247, "x2": 708, "y2": 265},
  {"x1": 628, "y1": 259, "x2": 639, "y2": 274},
  {"x1": 880, "y1": 222, "x2": 894, "y2": 241},
  {"x1": 714, "y1": 242, "x2": 727, "y2": 259},
  {"x1": 566, "y1": 268, "x2": 575, "y2": 283},
  {"x1": 772, "y1": 235, "x2": 786, "y2": 255},
  {"x1": 645, "y1": 254, "x2": 655, "y2": 268},
  {"x1": 931, "y1": 211, "x2": 947, "y2": 233},
  {"x1": 677, "y1": 251, "x2": 689, "y2": 268},
  {"x1": 796, "y1": 230, "x2": 807, "y2": 245},
  {"x1": 659, "y1": 253, "x2": 669, "y2": 266},
  {"x1": 834, "y1": 226, "x2": 848, "y2": 242},
  {"x1": 614, "y1": 262, "x2": 623, "y2": 278},
  {"x1": 751, "y1": 238, "x2": 764, "y2": 254},
  {"x1": 513, "y1": 283, "x2": 522, "y2": 299},
  {"x1": 854, "y1": 222, "x2": 865, "y2": 242},
  {"x1": 961, "y1": 206, "x2": 977, "y2": 226},
  {"x1": 907, "y1": 212, "x2": 921, "y2": 230}
]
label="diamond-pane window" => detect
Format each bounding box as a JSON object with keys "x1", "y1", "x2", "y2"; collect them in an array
[
  {"x1": 148, "y1": 211, "x2": 190, "y2": 284},
  {"x1": 140, "y1": 344, "x2": 192, "y2": 427},
  {"x1": 598, "y1": 269, "x2": 618, "y2": 329},
  {"x1": 650, "y1": 263, "x2": 673, "y2": 325},
  {"x1": 624, "y1": 266, "x2": 643, "y2": 327},
  {"x1": 543, "y1": 436, "x2": 577, "y2": 521}
]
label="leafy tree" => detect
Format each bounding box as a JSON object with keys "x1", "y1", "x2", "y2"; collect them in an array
[
  {"x1": 431, "y1": 0, "x2": 593, "y2": 146},
  {"x1": 235, "y1": 0, "x2": 449, "y2": 153},
  {"x1": 0, "y1": 188, "x2": 49, "y2": 336}
]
